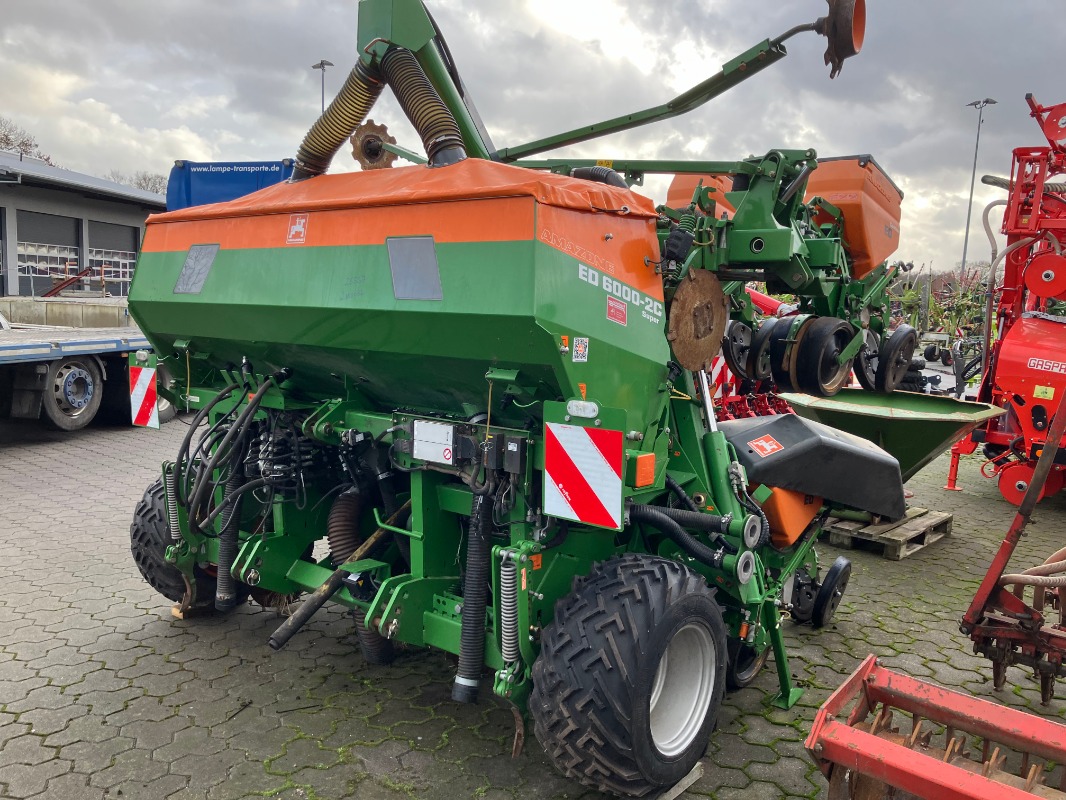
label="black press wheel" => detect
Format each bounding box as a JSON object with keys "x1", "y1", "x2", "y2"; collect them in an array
[
  {"x1": 794, "y1": 317, "x2": 855, "y2": 397},
  {"x1": 41, "y1": 357, "x2": 103, "y2": 431},
  {"x1": 874, "y1": 324, "x2": 917, "y2": 393},
  {"x1": 812, "y1": 556, "x2": 852, "y2": 628},
  {"x1": 722, "y1": 320, "x2": 753, "y2": 382},
  {"x1": 130, "y1": 479, "x2": 244, "y2": 610},
  {"x1": 767, "y1": 316, "x2": 811, "y2": 392},
  {"x1": 725, "y1": 639, "x2": 770, "y2": 691},
  {"x1": 923, "y1": 344, "x2": 939, "y2": 362},
  {"x1": 748, "y1": 318, "x2": 779, "y2": 381},
  {"x1": 853, "y1": 330, "x2": 879, "y2": 391},
  {"x1": 530, "y1": 553, "x2": 727, "y2": 797}
]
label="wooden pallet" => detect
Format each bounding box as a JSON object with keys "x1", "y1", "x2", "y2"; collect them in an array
[{"x1": 824, "y1": 507, "x2": 952, "y2": 561}]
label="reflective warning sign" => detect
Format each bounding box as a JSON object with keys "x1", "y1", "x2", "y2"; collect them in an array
[{"x1": 544, "y1": 422, "x2": 623, "y2": 529}]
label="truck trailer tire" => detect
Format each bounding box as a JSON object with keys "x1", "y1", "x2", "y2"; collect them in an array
[
  {"x1": 41, "y1": 357, "x2": 103, "y2": 431},
  {"x1": 530, "y1": 553, "x2": 727, "y2": 797},
  {"x1": 131, "y1": 479, "x2": 245, "y2": 609}
]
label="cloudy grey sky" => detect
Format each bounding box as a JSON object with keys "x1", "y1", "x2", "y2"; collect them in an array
[{"x1": 1, "y1": 1, "x2": 1063, "y2": 272}]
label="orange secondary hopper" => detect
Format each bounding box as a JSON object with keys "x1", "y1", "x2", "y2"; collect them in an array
[
  {"x1": 805, "y1": 155, "x2": 903, "y2": 280},
  {"x1": 666, "y1": 173, "x2": 735, "y2": 218}
]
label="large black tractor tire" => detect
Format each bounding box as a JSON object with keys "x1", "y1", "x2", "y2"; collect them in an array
[
  {"x1": 530, "y1": 554, "x2": 727, "y2": 797},
  {"x1": 130, "y1": 479, "x2": 242, "y2": 609},
  {"x1": 40, "y1": 357, "x2": 103, "y2": 431}
]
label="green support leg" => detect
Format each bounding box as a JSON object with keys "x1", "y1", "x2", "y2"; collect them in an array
[{"x1": 765, "y1": 600, "x2": 803, "y2": 709}]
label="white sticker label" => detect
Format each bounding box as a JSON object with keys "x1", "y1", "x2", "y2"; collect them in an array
[
  {"x1": 412, "y1": 420, "x2": 455, "y2": 465},
  {"x1": 577, "y1": 263, "x2": 663, "y2": 325},
  {"x1": 573, "y1": 337, "x2": 589, "y2": 362}
]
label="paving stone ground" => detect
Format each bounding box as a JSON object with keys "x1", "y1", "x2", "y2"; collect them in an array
[{"x1": 2, "y1": 416, "x2": 1066, "y2": 800}]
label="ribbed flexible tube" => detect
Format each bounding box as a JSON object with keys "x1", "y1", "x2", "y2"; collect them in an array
[
  {"x1": 570, "y1": 165, "x2": 627, "y2": 189},
  {"x1": 326, "y1": 491, "x2": 361, "y2": 565},
  {"x1": 380, "y1": 48, "x2": 466, "y2": 167},
  {"x1": 293, "y1": 59, "x2": 385, "y2": 180},
  {"x1": 453, "y1": 494, "x2": 491, "y2": 703},
  {"x1": 215, "y1": 463, "x2": 245, "y2": 611}
]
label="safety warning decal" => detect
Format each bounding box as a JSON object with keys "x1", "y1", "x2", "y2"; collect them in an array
[
  {"x1": 543, "y1": 422, "x2": 623, "y2": 529},
  {"x1": 286, "y1": 213, "x2": 308, "y2": 244},
  {"x1": 747, "y1": 434, "x2": 783, "y2": 458},
  {"x1": 607, "y1": 296, "x2": 627, "y2": 326},
  {"x1": 129, "y1": 365, "x2": 159, "y2": 429}
]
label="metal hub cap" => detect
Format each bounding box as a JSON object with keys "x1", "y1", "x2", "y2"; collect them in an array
[
  {"x1": 55, "y1": 365, "x2": 94, "y2": 414},
  {"x1": 649, "y1": 622, "x2": 716, "y2": 757}
]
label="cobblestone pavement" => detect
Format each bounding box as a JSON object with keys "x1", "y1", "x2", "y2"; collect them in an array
[{"x1": 2, "y1": 416, "x2": 1065, "y2": 800}]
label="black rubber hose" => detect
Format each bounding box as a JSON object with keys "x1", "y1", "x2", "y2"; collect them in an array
[
  {"x1": 629, "y1": 505, "x2": 724, "y2": 568},
  {"x1": 293, "y1": 59, "x2": 385, "y2": 180},
  {"x1": 649, "y1": 505, "x2": 737, "y2": 549},
  {"x1": 453, "y1": 494, "x2": 491, "y2": 703},
  {"x1": 173, "y1": 383, "x2": 239, "y2": 508},
  {"x1": 665, "y1": 474, "x2": 700, "y2": 513},
  {"x1": 188, "y1": 375, "x2": 280, "y2": 530},
  {"x1": 214, "y1": 459, "x2": 245, "y2": 611},
  {"x1": 326, "y1": 491, "x2": 362, "y2": 565},
  {"x1": 200, "y1": 477, "x2": 271, "y2": 527},
  {"x1": 268, "y1": 568, "x2": 347, "y2": 651},
  {"x1": 353, "y1": 606, "x2": 395, "y2": 666},
  {"x1": 570, "y1": 165, "x2": 627, "y2": 189},
  {"x1": 380, "y1": 47, "x2": 466, "y2": 167}
]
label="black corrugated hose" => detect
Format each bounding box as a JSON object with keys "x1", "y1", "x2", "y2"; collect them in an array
[
  {"x1": 293, "y1": 59, "x2": 385, "y2": 180},
  {"x1": 214, "y1": 459, "x2": 245, "y2": 611},
  {"x1": 453, "y1": 493, "x2": 491, "y2": 703},
  {"x1": 570, "y1": 165, "x2": 627, "y2": 188},
  {"x1": 380, "y1": 47, "x2": 466, "y2": 167}
]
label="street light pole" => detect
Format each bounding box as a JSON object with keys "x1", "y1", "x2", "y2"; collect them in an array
[
  {"x1": 960, "y1": 97, "x2": 997, "y2": 270},
  {"x1": 311, "y1": 60, "x2": 334, "y2": 114}
]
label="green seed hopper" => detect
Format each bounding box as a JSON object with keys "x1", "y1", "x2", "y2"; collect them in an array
[{"x1": 781, "y1": 389, "x2": 1004, "y2": 482}]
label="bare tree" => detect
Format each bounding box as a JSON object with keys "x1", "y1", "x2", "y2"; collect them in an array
[
  {"x1": 0, "y1": 116, "x2": 56, "y2": 164},
  {"x1": 105, "y1": 169, "x2": 168, "y2": 195}
]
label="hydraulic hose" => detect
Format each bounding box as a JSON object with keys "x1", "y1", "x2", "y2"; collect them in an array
[
  {"x1": 629, "y1": 504, "x2": 723, "y2": 568},
  {"x1": 188, "y1": 374, "x2": 282, "y2": 530},
  {"x1": 665, "y1": 474, "x2": 700, "y2": 512},
  {"x1": 648, "y1": 505, "x2": 737, "y2": 553},
  {"x1": 983, "y1": 174, "x2": 1066, "y2": 195},
  {"x1": 214, "y1": 459, "x2": 245, "y2": 611},
  {"x1": 173, "y1": 382, "x2": 239, "y2": 507},
  {"x1": 380, "y1": 47, "x2": 466, "y2": 167},
  {"x1": 570, "y1": 165, "x2": 627, "y2": 189},
  {"x1": 293, "y1": 59, "x2": 385, "y2": 180},
  {"x1": 453, "y1": 494, "x2": 491, "y2": 704}
]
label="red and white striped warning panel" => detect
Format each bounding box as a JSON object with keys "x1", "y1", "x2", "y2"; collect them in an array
[
  {"x1": 709, "y1": 355, "x2": 736, "y2": 399},
  {"x1": 543, "y1": 422, "x2": 623, "y2": 530},
  {"x1": 129, "y1": 365, "x2": 159, "y2": 429}
]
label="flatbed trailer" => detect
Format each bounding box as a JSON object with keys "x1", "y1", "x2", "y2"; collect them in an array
[{"x1": 0, "y1": 312, "x2": 159, "y2": 431}]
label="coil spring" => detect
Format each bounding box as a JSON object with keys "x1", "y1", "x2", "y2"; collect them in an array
[
  {"x1": 678, "y1": 209, "x2": 697, "y2": 235},
  {"x1": 163, "y1": 468, "x2": 181, "y2": 541},
  {"x1": 499, "y1": 556, "x2": 519, "y2": 664}
]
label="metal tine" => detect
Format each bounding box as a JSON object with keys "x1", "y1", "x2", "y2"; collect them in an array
[
  {"x1": 1024, "y1": 763, "x2": 1044, "y2": 792},
  {"x1": 870, "y1": 705, "x2": 893, "y2": 735},
  {"x1": 943, "y1": 737, "x2": 963, "y2": 763},
  {"x1": 981, "y1": 737, "x2": 991, "y2": 764},
  {"x1": 982, "y1": 746, "x2": 1004, "y2": 777},
  {"x1": 1021, "y1": 751, "x2": 1031, "y2": 778},
  {"x1": 908, "y1": 720, "x2": 924, "y2": 749}
]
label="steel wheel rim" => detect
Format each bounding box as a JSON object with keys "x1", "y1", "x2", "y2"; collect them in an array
[
  {"x1": 53, "y1": 364, "x2": 94, "y2": 417},
  {"x1": 649, "y1": 622, "x2": 716, "y2": 757}
]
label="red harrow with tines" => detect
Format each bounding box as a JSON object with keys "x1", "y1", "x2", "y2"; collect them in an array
[
  {"x1": 807, "y1": 392, "x2": 1066, "y2": 800},
  {"x1": 805, "y1": 655, "x2": 1066, "y2": 800}
]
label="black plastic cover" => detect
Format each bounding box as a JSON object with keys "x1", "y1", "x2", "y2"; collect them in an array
[{"x1": 719, "y1": 414, "x2": 906, "y2": 521}]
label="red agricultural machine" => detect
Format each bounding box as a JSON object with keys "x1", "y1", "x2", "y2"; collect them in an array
[{"x1": 948, "y1": 95, "x2": 1066, "y2": 505}]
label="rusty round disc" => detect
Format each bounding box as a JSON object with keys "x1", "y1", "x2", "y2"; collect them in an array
[
  {"x1": 350, "y1": 119, "x2": 398, "y2": 170},
  {"x1": 666, "y1": 270, "x2": 728, "y2": 371}
]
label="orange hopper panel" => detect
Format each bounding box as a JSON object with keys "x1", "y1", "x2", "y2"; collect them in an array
[
  {"x1": 760, "y1": 488, "x2": 823, "y2": 548},
  {"x1": 805, "y1": 155, "x2": 902, "y2": 280},
  {"x1": 666, "y1": 174, "x2": 735, "y2": 218}
]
